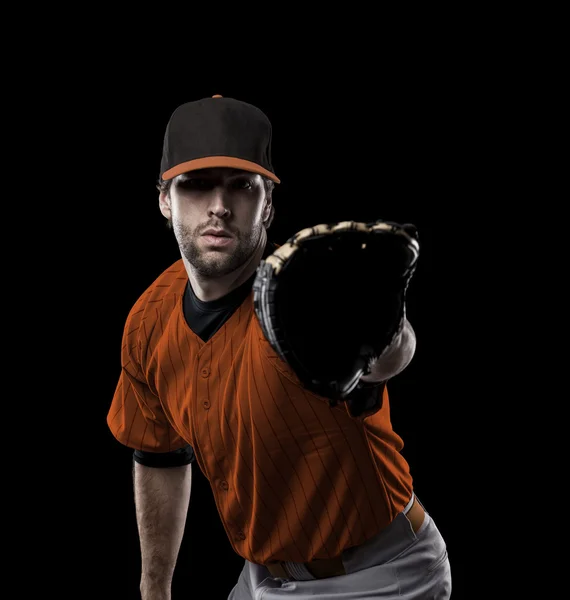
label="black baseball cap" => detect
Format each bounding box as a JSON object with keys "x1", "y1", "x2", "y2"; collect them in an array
[{"x1": 160, "y1": 94, "x2": 280, "y2": 184}]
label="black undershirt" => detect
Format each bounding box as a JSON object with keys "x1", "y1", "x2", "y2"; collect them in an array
[{"x1": 133, "y1": 241, "x2": 276, "y2": 468}]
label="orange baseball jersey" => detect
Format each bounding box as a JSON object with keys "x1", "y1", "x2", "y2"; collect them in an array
[{"x1": 107, "y1": 245, "x2": 414, "y2": 565}]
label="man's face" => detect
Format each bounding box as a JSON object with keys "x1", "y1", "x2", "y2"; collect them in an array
[{"x1": 159, "y1": 167, "x2": 271, "y2": 278}]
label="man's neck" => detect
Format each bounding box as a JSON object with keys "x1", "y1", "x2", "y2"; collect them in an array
[{"x1": 184, "y1": 231, "x2": 267, "y2": 302}]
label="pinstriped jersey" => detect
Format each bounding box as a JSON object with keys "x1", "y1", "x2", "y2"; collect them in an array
[{"x1": 107, "y1": 257, "x2": 414, "y2": 565}]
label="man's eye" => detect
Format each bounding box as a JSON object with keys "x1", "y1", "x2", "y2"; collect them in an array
[
  {"x1": 232, "y1": 179, "x2": 253, "y2": 190},
  {"x1": 180, "y1": 179, "x2": 211, "y2": 190}
]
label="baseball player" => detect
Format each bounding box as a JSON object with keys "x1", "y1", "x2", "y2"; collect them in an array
[{"x1": 106, "y1": 94, "x2": 452, "y2": 599}]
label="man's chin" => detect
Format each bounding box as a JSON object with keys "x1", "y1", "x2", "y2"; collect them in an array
[{"x1": 189, "y1": 254, "x2": 237, "y2": 278}]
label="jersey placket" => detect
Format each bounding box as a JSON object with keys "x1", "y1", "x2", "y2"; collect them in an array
[{"x1": 192, "y1": 342, "x2": 248, "y2": 549}]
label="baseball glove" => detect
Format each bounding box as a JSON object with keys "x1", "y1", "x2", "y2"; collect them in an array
[{"x1": 253, "y1": 219, "x2": 420, "y2": 417}]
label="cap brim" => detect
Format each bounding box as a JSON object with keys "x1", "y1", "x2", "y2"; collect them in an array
[{"x1": 162, "y1": 156, "x2": 280, "y2": 183}]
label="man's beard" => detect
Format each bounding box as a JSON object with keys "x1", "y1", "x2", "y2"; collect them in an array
[{"x1": 173, "y1": 220, "x2": 263, "y2": 278}]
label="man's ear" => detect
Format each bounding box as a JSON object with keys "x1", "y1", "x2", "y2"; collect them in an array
[
  {"x1": 263, "y1": 198, "x2": 272, "y2": 222},
  {"x1": 158, "y1": 190, "x2": 172, "y2": 220}
]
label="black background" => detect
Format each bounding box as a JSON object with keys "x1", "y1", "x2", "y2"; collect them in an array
[
  {"x1": 39, "y1": 64, "x2": 475, "y2": 598},
  {"x1": 90, "y1": 85, "x2": 466, "y2": 599},
  {"x1": 14, "y1": 14, "x2": 552, "y2": 598}
]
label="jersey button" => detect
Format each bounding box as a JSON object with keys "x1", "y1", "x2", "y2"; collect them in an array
[
  {"x1": 220, "y1": 480, "x2": 229, "y2": 491},
  {"x1": 236, "y1": 531, "x2": 246, "y2": 541},
  {"x1": 200, "y1": 367, "x2": 210, "y2": 378},
  {"x1": 203, "y1": 400, "x2": 211, "y2": 409}
]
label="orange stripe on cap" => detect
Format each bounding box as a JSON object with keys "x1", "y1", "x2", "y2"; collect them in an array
[{"x1": 162, "y1": 156, "x2": 281, "y2": 183}]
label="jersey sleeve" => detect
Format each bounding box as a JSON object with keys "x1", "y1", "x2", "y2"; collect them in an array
[
  {"x1": 133, "y1": 445, "x2": 195, "y2": 468},
  {"x1": 106, "y1": 307, "x2": 189, "y2": 453}
]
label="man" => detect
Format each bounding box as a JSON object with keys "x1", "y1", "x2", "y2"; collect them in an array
[{"x1": 106, "y1": 94, "x2": 452, "y2": 599}]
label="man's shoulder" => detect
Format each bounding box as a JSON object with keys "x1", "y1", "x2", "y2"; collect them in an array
[{"x1": 125, "y1": 259, "x2": 187, "y2": 327}]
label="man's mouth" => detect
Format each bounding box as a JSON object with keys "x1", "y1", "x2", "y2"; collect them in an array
[
  {"x1": 201, "y1": 230, "x2": 234, "y2": 247},
  {"x1": 202, "y1": 228, "x2": 232, "y2": 238}
]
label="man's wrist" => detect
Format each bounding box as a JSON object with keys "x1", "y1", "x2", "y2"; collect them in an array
[{"x1": 360, "y1": 319, "x2": 416, "y2": 382}]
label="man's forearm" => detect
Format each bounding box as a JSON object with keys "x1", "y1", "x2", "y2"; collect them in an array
[
  {"x1": 134, "y1": 462, "x2": 192, "y2": 586},
  {"x1": 360, "y1": 318, "x2": 416, "y2": 383}
]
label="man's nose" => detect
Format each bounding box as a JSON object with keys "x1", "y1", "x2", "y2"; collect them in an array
[{"x1": 207, "y1": 187, "x2": 231, "y2": 218}]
